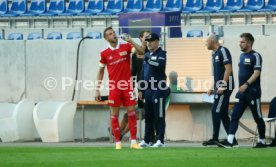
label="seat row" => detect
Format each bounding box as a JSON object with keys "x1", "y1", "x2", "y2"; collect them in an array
[
  {"x1": 0, "y1": 0, "x2": 275, "y2": 17},
  {"x1": 0, "y1": 31, "x2": 102, "y2": 40}
]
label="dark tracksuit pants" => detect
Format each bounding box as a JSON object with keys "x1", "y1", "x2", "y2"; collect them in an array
[
  {"x1": 212, "y1": 91, "x2": 232, "y2": 141},
  {"x1": 229, "y1": 91, "x2": 266, "y2": 139},
  {"x1": 144, "y1": 90, "x2": 168, "y2": 144}
]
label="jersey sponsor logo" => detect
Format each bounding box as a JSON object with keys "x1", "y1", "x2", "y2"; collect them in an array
[
  {"x1": 119, "y1": 51, "x2": 127, "y2": 56},
  {"x1": 151, "y1": 56, "x2": 157, "y2": 60},
  {"x1": 215, "y1": 56, "x2": 220, "y2": 62},
  {"x1": 244, "y1": 58, "x2": 251, "y2": 65},
  {"x1": 109, "y1": 57, "x2": 127, "y2": 65}
]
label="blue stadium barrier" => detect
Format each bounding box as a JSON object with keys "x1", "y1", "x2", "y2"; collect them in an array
[
  {"x1": 143, "y1": 0, "x2": 163, "y2": 12},
  {"x1": 162, "y1": 0, "x2": 183, "y2": 12},
  {"x1": 2, "y1": 0, "x2": 27, "y2": 17},
  {"x1": 182, "y1": 0, "x2": 203, "y2": 13},
  {"x1": 40, "y1": 0, "x2": 65, "y2": 16},
  {"x1": 237, "y1": 0, "x2": 265, "y2": 12},
  {"x1": 258, "y1": 0, "x2": 276, "y2": 12},
  {"x1": 196, "y1": 0, "x2": 224, "y2": 13},
  {"x1": 27, "y1": 32, "x2": 42, "y2": 40},
  {"x1": 124, "y1": 0, "x2": 143, "y2": 13},
  {"x1": 78, "y1": 0, "x2": 104, "y2": 15},
  {"x1": 59, "y1": 0, "x2": 84, "y2": 16},
  {"x1": 100, "y1": 0, "x2": 124, "y2": 15},
  {"x1": 87, "y1": 32, "x2": 102, "y2": 39},
  {"x1": 47, "y1": 32, "x2": 62, "y2": 40},
  {"x1": 66, "y1": 32, "x2": 82, "y2": 39},
  {"x1": 8, "y1": 33, "x2": 23, "y2": 40},
  {"x1": 219, "y1": 0, "x2": 244, "y2": 12},
  {"x1": 0, "y1": 0, "x2": 8, "y2": 16},
  {"x1": 186, "y1": 30, "x2": 203, "y2": 38},
  {"x1": 21, "y1": 0, "x2": 46, "y2": 16}
]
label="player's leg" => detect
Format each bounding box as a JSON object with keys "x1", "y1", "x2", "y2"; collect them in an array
[
  {"x1": 142, "y1": 96, "x2": 154, "y2": 146},
  {"x1": 248, "y1": 97, "x2": 266, "y2": 147},
  {"x1": 120, "y1": 113, "x2": 129, "y2": 139},
  {"x1": 220, "y1": 92, "x2": 231, "y2": 138}
]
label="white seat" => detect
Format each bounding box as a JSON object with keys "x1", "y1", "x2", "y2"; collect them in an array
[
  {"x1": 33, "y1": 101, "x2": 77, "y2": 142},
  {"x1": 0, "y1": 99, "x2": 35, "y2": 142}
]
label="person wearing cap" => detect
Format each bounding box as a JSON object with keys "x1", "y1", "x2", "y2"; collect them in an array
[{"x1": 138, "y1": 33, "x2": 170, "y2": 148}]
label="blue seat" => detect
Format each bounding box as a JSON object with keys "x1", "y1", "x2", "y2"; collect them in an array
[
  {"x1": 78, "y1": 0, "x2": 104, "y2": 15},
  {"x1": 59, "y1": 0, "x2": 84, "y2": 16},
  {"x1": 0, "y1": 0, "x2": 8, "y2": 15},
  {"x1": 182, "y1": 0, "x2": 203, "y2": 13},
  {"x1": 8, "y1": 33, "x2": 23, "y2": 40},
  {"x1": 186, "y1": 30, "x2": 203, "y2": 38},
  {"x1": 21, "y1": 0, "x2": 46, "y2": 16},
  {"x1": 143, "y1": 0, "x2": 163, "y2": 12},
  {"x1": 124, "y1": 0, "x2": 143, "y2": 13},
  {"x1": 258, "y1": 0, "x2": 276, "y2": 12},
  {"x1": 196, "y1": 0, "x2": 224, "y2": 13},
  {"x1": 162, "y1": 0, "x2": 183, "y2": 12},
  {"x1": 2, "y1": 0, "x2": 27, "y2": 16},
  {"x1": 27, "y1": 32, "x2": 42, "y2": 40},
  {"x1": 237, "y1": 0, "x2": 265, "y2": 12},
  {"x1": 100, "y1": 0, "x2": 124, "y2": 15},
  {"x1": 66, "y1": 32, "x2": 82, "y2": 39},
  {"x1": 87, "y1": 32, "x2": 102, "y2": 39},
  {"x1": 219, "y1": 0, "x2": 244, "y2": 12},
  {"x1": 40, "y1": 0, "x2": 65, "y2": 16},
  {"x1": 0, "y1": 33, "x2": 2, "y2": 39},
  {"x1": 47, "y1": 32, "x2": 62, "y2": 40}
]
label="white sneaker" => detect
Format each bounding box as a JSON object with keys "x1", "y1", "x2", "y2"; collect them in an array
[
  {"x1": 151, "y1": 140, "x2": 165, "y2": 148},
  {"x1": 139, "y1": 140, "x2": 150, "y2": 148}
]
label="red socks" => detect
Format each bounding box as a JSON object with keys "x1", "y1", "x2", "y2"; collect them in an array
[
  {"x1": 111, "y1": 115, "x2": 121, "y2": 142},
  {"x1": 128, "y1": 111, "x2": 137, "y2": 140}
]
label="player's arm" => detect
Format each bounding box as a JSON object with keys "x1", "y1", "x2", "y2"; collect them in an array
[
  {"x1": 95, "y1": 67, "x2": 105, "y2": 101},
  {"x1": 239, "y1": 70, "x2": 261, "y2": 93},
  {"x1": 217, "y1": 64, "x2": 232, "y2": 94},
  {"x1": 123, "y1": 36, "x2": 145, "y2": 58}
]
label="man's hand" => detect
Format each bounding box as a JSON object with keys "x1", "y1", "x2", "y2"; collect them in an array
[
  {"x1": 239, "y1": 84, "x2": 248, "y2": 93},
  {"x1": 207, "y1": 89, "x2": 213, "y2": 96},
  {"x1": 216, "y1": 87, "x2": 226, "y2": 95},
  {"x1": 95, "y1": 90, "x2": 101, "y2": 101},
  {"x1": 138, "y1": 92, "x2": 143, "y2": 101}
]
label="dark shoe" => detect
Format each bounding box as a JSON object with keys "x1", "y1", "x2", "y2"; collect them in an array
[
  {"x1": 202, "y1": 139, "x2": 218, "y2": 146},
  {"x1": 217, "y1": 140, "x2": 233, "y2": 148},
  {"x1": 253, "y1": 142, "x2": 267, "y2": 148},
  {"x1": 218, "y1": 138, "x2": 239, "y2": 148},
  {"x1": 269, "y1": 139, "x2": 276, "y2": 147}
]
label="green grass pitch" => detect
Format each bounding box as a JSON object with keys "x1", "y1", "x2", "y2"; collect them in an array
[{"x1": 0, "y1": 147, "x2": 275, "y2": 167}]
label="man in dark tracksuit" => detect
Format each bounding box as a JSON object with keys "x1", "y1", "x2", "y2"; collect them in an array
[
  {"x1": 138, "y1": 33, "x2": 170, "y2": 148},
  {"x1": 202, "y1": 34, "x2": 236, "y2": 146},
  {"x1": 218, "y1": 33, "x2": 266, "y2": 148}
]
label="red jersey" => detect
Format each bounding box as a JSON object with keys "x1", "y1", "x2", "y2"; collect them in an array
[{"x1": 99, "y1": 42, "x2": 133, "y2": 86}]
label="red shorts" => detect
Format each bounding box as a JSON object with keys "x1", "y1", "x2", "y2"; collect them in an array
[{"x1": 108, "y1": 88, "x2": 137, "y2": 107}]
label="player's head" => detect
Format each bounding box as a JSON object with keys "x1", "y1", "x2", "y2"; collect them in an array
[
  {"x1": 169, "y1": 71, "x2": 178, "y2": 85},
  {"x1": 206, "y1": 33, "x2": 219, "y2": 51},
  {"x1": 145, "y1": 33, "x2": 160, "y2": 52},
  {"x1": 240, "y1": 33, "x2": 254, "y2": 52},
  {"x1": 139, "y1": 30, "x2": 150, "y2": 44},
  {"x1": 103, "y1": 27, "x2": 118, "y2": 44}
]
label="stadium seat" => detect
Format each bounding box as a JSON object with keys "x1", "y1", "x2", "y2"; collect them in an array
[
  {"x1": 78, "y1": 0, "x2": 104, "y2": 15},
  {"x1": 0, "y1": 99, "x2": 35, "y2": 142},
  {"x1": 66, "y1": 32, "x2": 82, "y2": 39},
  {"x1": 219, "y1": 0, "x2": 244, "y2": 12},
  {"x1": 182, "y1": 0, "x2": 203, "y2": 13},
  {"x1": 162, "y1": 0, "x2": 183, "y2": 12},
  {"x1": 237, "y1": 0, "x2": 265, "y2": 12},
  {"x1": 186, "y1": 30, "x2": 203, "y2": 38},
  {"x1": 100, "y1": 0, "x2": 124, "y2": 15},
  {"x1": 0, "y1": 0, "x2": 8, "y2": 16},
  {"x1": 33, "y1": 101, "x2": 77, "y2": 142},
  {"x1": 124, "y1": 0, "x2": 143, "y2": 13},
  {"x1": 196, "y1": 0, "x2": 224, "y2": 13},
  {"x1": 21, "y1": 0, "x2": 46, "y2": 16},
  {"x1": 258, "y1": 0, "x2": 276, "y2": 12},
  {"x1": 59, "y1": 0, "x2": 84, "y2": 16},
  {"x1": 0, "y1": 34, "x2": 2, "y2": 39},
  {"x1": 143, "y1": 0, "x2": 163, "y2": 12},
  {"x1": 8, "y1": 33, "x2": 23, "y2": 40},
  {"x1": 87, "y1": 32, "x2": 102, "y2": 39},
  {"x1": 27, "y1": 32, "x2": 42, "y2": 40},
  {"x1": 1, "y1": 0, "x2": 27, "y2": 17},
  {"x1": 47, "y1": 32, "x2": 62, "y2": 40},
  {"x1": 40, "y1": 0, "x2": 65, "y2": 16}
]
